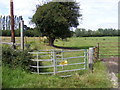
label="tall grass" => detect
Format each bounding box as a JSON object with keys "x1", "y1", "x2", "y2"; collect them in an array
[{"x1": 2, "y1": 61, "x2": 112, "y2": 88}]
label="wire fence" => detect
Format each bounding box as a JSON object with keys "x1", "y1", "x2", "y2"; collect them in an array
[{"x1": 97, "y1": 42, "x2": 119, "y2": 59}]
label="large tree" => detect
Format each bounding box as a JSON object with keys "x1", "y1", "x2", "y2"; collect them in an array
[{"x1": 32, "y1": 2, "x2": 81, "y2": 46}]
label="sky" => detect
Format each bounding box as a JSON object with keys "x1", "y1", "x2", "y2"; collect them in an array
[{"x1": 0, "y1": 0, "x2": 119, "y2": 30}]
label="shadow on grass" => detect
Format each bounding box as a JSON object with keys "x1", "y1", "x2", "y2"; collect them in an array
[{"x1": 53, "y1": 45, "x2": 94, "y2": 50}]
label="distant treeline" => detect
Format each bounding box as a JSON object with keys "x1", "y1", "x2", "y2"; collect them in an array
[
  {"x1": 1, "y1": 29, "x2": 41, "y2": 37},
  {"x1": 1, "y1": 28, "x2": 119, "y2": 37},
  {"x1": 74, "y1": 28, "x2": 119, "y2": 37}
]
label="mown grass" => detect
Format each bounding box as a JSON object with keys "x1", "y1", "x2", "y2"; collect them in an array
[
  {"x1": 2, "y1": 61, "x2": 112, "y2": 88},
  {"x1": 2, "y1": 36, "x2": 118, "y2": 88},
  {"x1": 54, "y1": 37, "x2": 118, "y2": 48},
  {"x1": 2, "y1": 36, "x2": 118, "y2": 50}
]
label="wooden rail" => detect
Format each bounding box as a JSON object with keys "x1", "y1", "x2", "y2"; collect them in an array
[{"x1": 97, "y1": 42, "x2": 119, "y2": 59}]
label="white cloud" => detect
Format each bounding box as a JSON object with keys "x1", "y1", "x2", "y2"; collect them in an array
[
  {"x1": 18, "y1": 1, "x2": 38, "y2": 27},
  {"x1": 0, "y1": 0, "x2": 39, "y2": 27},
  {"x1": 0, "y1": 0, "x2": 119, "y2": 29},
  {"x1": 77, "y1": 0, "x2": 119, "y2": 30}
]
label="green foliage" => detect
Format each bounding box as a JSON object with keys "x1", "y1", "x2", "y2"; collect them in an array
[
  {"x1": 1, "y1": 29, "x2": 41, "y2": 37},
  {"x1": 24, "y1": 29, "x2": 40, "y2": 37},
  {"x1": 117, "y1": 73, "x2": 120, "y2": 82},
  {"x1": 2, "y1": 30, "x2": 11, "y2": 36},
  {"x1": 75, "y1": 28, "x2": 119, "y2": 37},
  {"x1": 1, "y1": 28, "x2": 118, "y2": 37},
  {"x1": 32, "y1": 2, "x2": 81, "y2": 45},
  {"x1": 2, "y1": 45, "x2": 32, "y2": 71},
  {"x1": 1, "y1": 29, "x2": 20, "y2": 36}
]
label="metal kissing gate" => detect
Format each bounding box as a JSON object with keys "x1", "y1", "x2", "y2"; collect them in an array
[{"x1": 28, "y1": 49, "x2": 87, "y2": 75}]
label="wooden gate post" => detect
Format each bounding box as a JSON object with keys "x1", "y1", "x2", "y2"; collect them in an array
[
  {"x1": 88, "y1": 48, "x2": 94, "y2": 72},
  {"x1": 97, "y1": 43, "x2": 99, "y2": 60},
  {"x1": 93, "y1": 47, "x2": 98, "y2": 61}
]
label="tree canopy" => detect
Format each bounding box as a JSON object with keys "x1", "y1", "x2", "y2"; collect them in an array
[{"x1": 32, "y1": 2, "x2": 81, "y2": 46}]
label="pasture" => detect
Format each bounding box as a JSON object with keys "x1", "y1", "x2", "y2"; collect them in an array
[
  {"x1": 2, "y1": 36, "x2": 118, "y2": 88},
  {"x1": 1, "y1": 36, "x2": 118, "y2": 49}
]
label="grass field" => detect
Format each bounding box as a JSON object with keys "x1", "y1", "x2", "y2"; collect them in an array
[
  {"x1": 1, "y1": 36, "x2": 118, "y2": 50},
  {"x1": 2, "y1": 36, "x2": 119, "y2": 88}
]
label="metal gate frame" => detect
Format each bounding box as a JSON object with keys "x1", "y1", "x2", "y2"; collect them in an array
[{"x1": 28, "y1": 49, "x2": 88, "y2": 75}]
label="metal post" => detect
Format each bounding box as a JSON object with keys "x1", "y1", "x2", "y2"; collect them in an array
[
  {"x1": 88, "y1": 48, "x2": 94, "y2": 72},
  {"x1": 61, "y1": 49, "x2": 64, "y2": 61},
  {"x1": 10, "y1": 0, "x2": 15, "y2": 48},
  {"x1": 37, "y1": 53, "x2": 39, "y2": 74},
  {"x1": 87, "y1": 49, "x2": 89, "y2": 69},
  {"x1": 50, "y1": 50, "x2": 53, "y2": 64},
  {"x1": 53, "y1": 50, "x2": 57, "y2": 75},
  {"x1": 61, "y1": 49, "x2": 64, "y2": 70},
  {"x1": 84, "y1": 49, "x2": 87, "y2": 69},
  {"x1": 20, "y1": 20, "x2": 24, "y2": 50}
]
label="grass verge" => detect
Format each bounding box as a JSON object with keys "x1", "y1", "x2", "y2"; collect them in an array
[{"x1": 2, "y1": 61, "x2": 112, "y2": 88}]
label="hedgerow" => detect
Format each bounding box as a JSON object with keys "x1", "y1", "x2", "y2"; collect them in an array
[{"x1": 2, "y1": 45, "x2": 32, "y2": 71}]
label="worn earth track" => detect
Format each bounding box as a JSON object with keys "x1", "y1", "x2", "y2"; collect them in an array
[{"x1": 101, "y1": 56, "x2": 119, "y2": 88}]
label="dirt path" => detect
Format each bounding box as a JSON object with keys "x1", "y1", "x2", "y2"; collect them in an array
[{"x1": 101, "y1": 56, "x2": 119, "y2": 88}]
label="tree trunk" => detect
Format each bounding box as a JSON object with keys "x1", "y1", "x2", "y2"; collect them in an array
[{"x1": 48, "y1": 37, "x2": 55, "y2": 46}]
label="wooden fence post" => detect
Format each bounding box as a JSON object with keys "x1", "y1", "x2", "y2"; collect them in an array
[
  {"x1": 93, "y1": 47, "x2": 98, "y2": 61},
  {"x1": 88, "y1": 48, "x2": 94, "y2": 72},
  {"x1": 97, "y1": 43, "x2": 99, "y2": 60}
]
